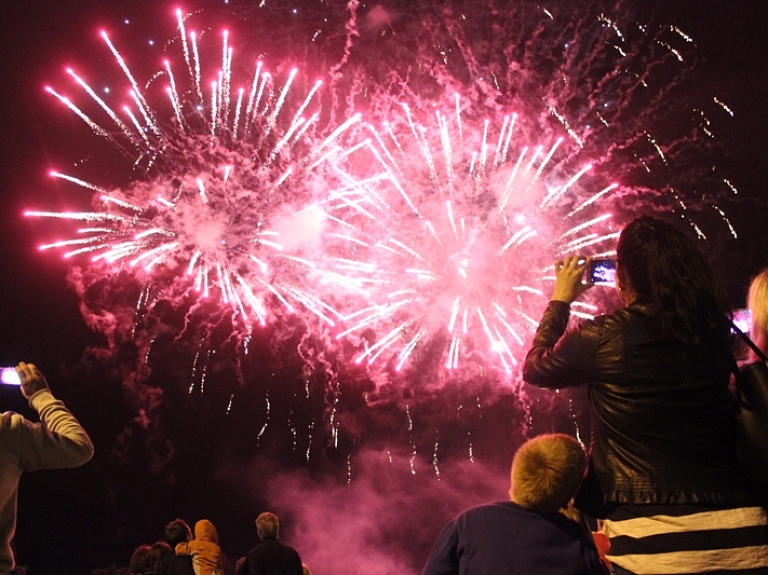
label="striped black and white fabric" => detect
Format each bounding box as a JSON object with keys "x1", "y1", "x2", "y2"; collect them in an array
[{"x1": 604, "y1": 504, "x2": 768, "y2": 574}]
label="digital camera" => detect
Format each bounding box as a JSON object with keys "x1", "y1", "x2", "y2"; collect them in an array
[
  {"x1": 732, "y1": 308, "x2": 752, "y2": 334},
  {"x1": 588, "y1": 258, "x2": 617, "y2": 286}
]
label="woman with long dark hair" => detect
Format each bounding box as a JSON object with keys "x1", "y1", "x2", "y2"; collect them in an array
[{"x1": 523, "y1": 216, "x2": 768, "y2": 574}]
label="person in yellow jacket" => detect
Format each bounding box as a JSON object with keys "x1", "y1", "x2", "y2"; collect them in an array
[
  {"x1": 175, "y1": 519, "x2": 224, "y2": 575},
  {"x1": 0, "y1": 362, "x2": 94, "y2": 575}
]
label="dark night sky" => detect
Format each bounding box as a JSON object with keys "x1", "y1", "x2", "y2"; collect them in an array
[{"x1": 1, "y1": 1, "x2": 767, "y2": 573}]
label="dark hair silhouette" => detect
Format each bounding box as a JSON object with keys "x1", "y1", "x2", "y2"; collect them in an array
[
  {"x1": 617, "y1": 216, "x2": 727, "y2": 343},
  {"x1": 128, "y1": 544, "x2": 151, "y2": 575},
  {"x1": 164, "y1": 518, "x2": 192, "y2": 547},
  {"x1": 146, "y1": 540, "x2": 171, "y2": 574}
]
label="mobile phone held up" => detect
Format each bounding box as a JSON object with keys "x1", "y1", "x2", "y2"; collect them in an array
[
  {"x1": 1, "y1": 367, "x2": 21, "y2": 386},
  {"x1": 732, "y1": 308, "x2": 752, "y2": 334},
  {"x1": 589, "y1": 258, "x2": 617, "y2": 286}
]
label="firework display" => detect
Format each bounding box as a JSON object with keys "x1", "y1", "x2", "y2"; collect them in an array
[
  {"x1": 29, "y1": 11, "x2": 363, "y2": 332},
  {"x1": 27, "y1": 5, "x2": 643, "y2": 385},
  {"x1": 24, "y1": 0, "x2": 743, "y2": 430},
  {"x1": 10, "y1": 1, "x2": 753, "y2": 573},
  {"x1": 23, "y1": 0, "x2": 742, "y2": 456}
]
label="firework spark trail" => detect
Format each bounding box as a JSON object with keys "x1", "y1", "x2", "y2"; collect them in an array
[
  {"x1": 323, "y1": 100, "x2": 619, "y2": 380},
  {"x1": 28, "y1": 12, "x2": 364, "y2": 331}
]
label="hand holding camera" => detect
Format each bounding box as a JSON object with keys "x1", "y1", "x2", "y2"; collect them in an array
[
  {"x1": 15, "y1": 362, "x2": 51, "y2": 400},
  {"x1": 551, "y1": 256, "x2": 617, "y2": 304},
  {"x1": 552, "y1": 256, "x2": 593, "y2": 304}
]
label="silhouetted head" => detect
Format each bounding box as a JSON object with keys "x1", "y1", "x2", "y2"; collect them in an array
[
  {"x1": 164, "y1": 518, "x2": 192, "y2": 547},
  {"x1": 128, "y1": 544, "x2": 151, "y2": 575},
  {"x1": 146, "y1": 540, "x2": 171, "y2": 574}
]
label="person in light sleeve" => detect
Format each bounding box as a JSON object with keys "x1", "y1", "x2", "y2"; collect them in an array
[{"x1": 0, "y1": 362, "x2": 94, "y2": 574}]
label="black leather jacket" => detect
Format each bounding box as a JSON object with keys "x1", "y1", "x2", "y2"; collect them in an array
[{"x1": 523, "y1": 300, "x2": 750, "y2": 511}]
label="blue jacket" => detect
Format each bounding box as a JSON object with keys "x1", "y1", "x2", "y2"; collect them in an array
[{"x1": 423, "y1": 501, "x2": 607, "y2": 575}]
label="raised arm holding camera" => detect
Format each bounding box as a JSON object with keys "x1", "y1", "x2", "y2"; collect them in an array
[{"x1": 0, "y1": 362, "x2": 94, "y2": 574}]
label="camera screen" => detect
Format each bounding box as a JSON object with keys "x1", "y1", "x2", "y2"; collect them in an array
[
  {"x1": 0, "y1": 367, "x2": 20, "y2": 386},
  {"x1": 589, "y1": 259, "x2": 616, "y2": 286},
  {"x1": 732, "y1": 308, "x2": 752, "y2": 334}
]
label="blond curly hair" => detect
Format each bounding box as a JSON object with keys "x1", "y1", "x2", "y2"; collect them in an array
[
  {"x1": 748, "y1": 268, "x2": 768, "y2": 360},
  {"x1": 509, "y1": 434, "x2": 586, "y2": 513}
]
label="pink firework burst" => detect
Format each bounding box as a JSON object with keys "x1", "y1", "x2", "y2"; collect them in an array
[
  {"x1": 328, "y1": 98, "x2": 620, "y2": 378},
  {"x1": 26, "y1": 9, "x2": 361, "y2": 329}
]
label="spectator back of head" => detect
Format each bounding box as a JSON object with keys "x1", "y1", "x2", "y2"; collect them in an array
[
  {"x1": 129, "y1": 544, "x2": 151, "y2": 575},
  {"x1": 147, "y1": 540, "x2": 171, "y2": 574},
  {"x1": 256, "y1": 512, "x2": 280, "y2": 540},
  {"x1": 510, "y1": 434, "x2": 586, "y2": 513},
  {"x1": 164, "y1": 518, "x2": 192, "y2": 547}
]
